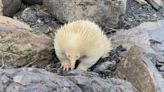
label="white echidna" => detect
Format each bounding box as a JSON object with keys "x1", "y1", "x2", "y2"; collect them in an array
[{"x1": 54, "y1": 20, "x2": 112, "y2": 71}]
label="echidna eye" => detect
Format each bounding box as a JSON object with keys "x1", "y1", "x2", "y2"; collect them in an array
[
  {"x1": 67, "y1": 54, "x2": 71, "y2": 58},
  {"x1": 76, "y1": 56, "x2": 79, "y2": 59}
]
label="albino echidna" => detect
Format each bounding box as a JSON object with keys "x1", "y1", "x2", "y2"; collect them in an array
[{"x1": 54, "y1": 20, "x2": 112, "y2": 71}]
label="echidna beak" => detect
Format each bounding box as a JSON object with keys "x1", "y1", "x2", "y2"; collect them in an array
[{"x1": 69, "y1": 60, "x2": 75, "y2": 70}]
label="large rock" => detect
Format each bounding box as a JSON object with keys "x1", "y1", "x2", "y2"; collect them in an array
[
  {"x1": 0, "y1": 68, "x2": 82, "y2": 92},
  {"x1": 117, "y1": 46, "x2": 164, "y2": 92},
  {"x1": 112, "y1": 19, "x2": 164, "y2": 53},
  {"x1": 65, "y1": 70, "x2": 138, "y2": 92},
  {"x1": 2, "y1": 0, "x2": 22, "y2": 17},
  {"x1": 43, "y1": 0, "x2": 127, "y2": 29},
  {"x1": 0, "y1": 16, "x2": 54, "y2": 67},
  {"x1": 0, "y1": 68, "x2": 138, "y2": 92},
  {"x1": 112, "y1": 20, "x2": 164, "y2": 92}
]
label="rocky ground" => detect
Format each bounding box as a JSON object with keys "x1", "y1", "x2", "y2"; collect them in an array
[
  {"x1": 0, "y1": 0, "x2": 164, "y2": 92},
  {"x1": 121, "y1": 0, "x2": 164, "y2": 29}
]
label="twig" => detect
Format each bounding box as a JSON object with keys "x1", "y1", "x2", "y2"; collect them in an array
[{"x1": 24, "y1": 59, "x2": 38, "y2": 67}]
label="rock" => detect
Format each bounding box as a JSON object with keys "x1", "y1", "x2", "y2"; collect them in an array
[
  {"x1": 15, "y1": 5, "x2": 62, "y2": 38},
  {"x1": 93, "y1": 61, "x2": 116, "y2": 72},
  {"x1": 43, "y1": 0, "x2": 127, "y2": 30},
  {"x1": 0, "y1": 15, "x2": 31, "y2": 30},
  {"x1": 2, "y1": 0, "x2": 22, "y2": 17},
  {"x1": 134, "y1": 0, "x2": 148, "y2": 4},
  {"x1": 161, "y1": 72, "x2": 164, "y2": 77},
  {"x1": 22, "y1": 0, "x2": 43, "y2": 5},
  {"x1": 0, "y1": 68, "x2": 82, "y2": 92},
  {"x1": 111, "y1": 19, "x2": 164, "y2": 53},
  {"x1": 112, "y1": 20, "x2": 164, "y2": 92},
  {"x1": 134, "y1": 0, "x2": 163, "y2": 10},
  {"x1": 0, "y1": 16, "x2": 54, "y2": 67},
  {"x1": 0, "y1": 67, "x2": 139, "y2": 92},
  {"x1": 65, "y1": 70, "x2": 138, "y2": 92},
  {"x1": 123, "y1": 0, "x2": 164, "y2": 29},
  {"x1": 147, "y1": 0, "x2": 163, "y2": 10},
  {"x1": 117, "y1": 46, "x2": 164, "y2": 92},
  {"x1": 21, "y1": 7, "x2": 38, "y2": 23},
  {"x1": 158, "y1": 66, "x2": 164, "y2": 71}
]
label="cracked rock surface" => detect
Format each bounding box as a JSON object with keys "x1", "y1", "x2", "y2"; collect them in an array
[
  {"x1": 0, "y1": 68, "x2": 138, "y2": 92},
  {"x1": 0, "y1": 16, "x2": 54, "y2": 68}
]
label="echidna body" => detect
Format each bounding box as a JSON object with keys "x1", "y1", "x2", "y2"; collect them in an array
[{"x1": 54, "y1": 20, "x2": 112, "y2": 71}]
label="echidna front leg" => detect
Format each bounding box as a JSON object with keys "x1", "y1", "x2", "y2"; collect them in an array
[
  {"x1": 77, "y1": 56, "x2": 100, "y2": 71},
  {"x1": 60, "y1": 60, "x2": 71, "y2": 71},
  {"x1": 55, "y1": 52, "x2": 70, "y2": 71}
]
